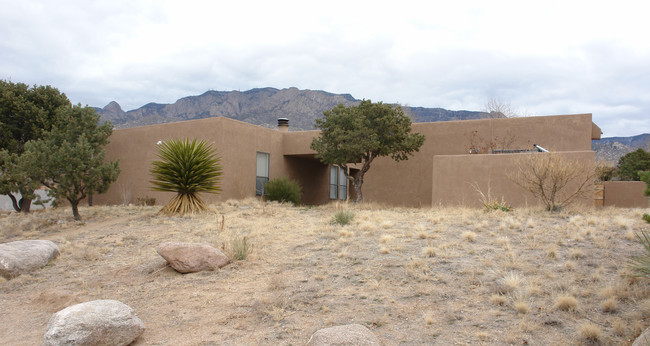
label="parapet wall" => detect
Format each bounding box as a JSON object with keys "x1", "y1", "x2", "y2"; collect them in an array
[
  {"x1": 432, "y1": 151, "x2": 596, "y2": 208},
  {"x1": 602, "y1": 181, "x2": 648, "y2": 208}
]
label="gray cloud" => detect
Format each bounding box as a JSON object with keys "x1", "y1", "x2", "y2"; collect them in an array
[{"x1": 1, "y1": 1, "x2": 649, "y2": 137}]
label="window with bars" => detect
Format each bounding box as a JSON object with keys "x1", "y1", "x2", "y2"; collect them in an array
[
  {"x1": 329, "y1": 166, "x2": 348, "y2": 200},
  {"x1": 256, "y1": 152, "x2": 269, "y2": 195}
]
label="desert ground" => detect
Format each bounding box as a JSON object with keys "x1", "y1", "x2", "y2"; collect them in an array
[{"x1": 1, "y1": 199, "x2": 649, "y2": 345}]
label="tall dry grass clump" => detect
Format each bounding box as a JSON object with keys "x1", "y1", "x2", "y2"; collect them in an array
[
  {"x1": 331, "y1": 210, "x2": 355, "y2": 226},
  {"x1": 229, "y1": 234, "x2": 253, "y2": 261}
]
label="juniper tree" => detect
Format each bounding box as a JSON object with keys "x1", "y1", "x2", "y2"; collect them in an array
[
  {"x1": 310, "y1": 100, "x2": 425, "y2": 203},
  {"x1": 0, "y1": 80, "x2": 70, "y2": 212},
  {"x1": 23, "y1": 104, "x2": 120, "y2": 220}
]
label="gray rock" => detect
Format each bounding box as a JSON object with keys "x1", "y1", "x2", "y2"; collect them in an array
[
  {"x1": 633, "y1": 326, "x2": 650, "y2": 346},
  {"x1": 0, "y1": 240, "x2": 60, "y2": 279},
  {"x1": 42, "y1": 300, "x2": 145, "y2": 346},
  {"x1": 307, "y1": 324, "x2": 380, "y2": 345},
  {"x1": 157, "y1": 242, "x2": 230, "y2": 273}
]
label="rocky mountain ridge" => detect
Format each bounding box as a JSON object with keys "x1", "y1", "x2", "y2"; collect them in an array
[
  {"x1": 592, "y1": 133, "x2": 650, "y2": 164},
  {"x1": 94, "y1": 87, "x2": 648, "y2": 164},
  {"x1": 95, "y1": 87, "x2": 486, "y2": 130}
]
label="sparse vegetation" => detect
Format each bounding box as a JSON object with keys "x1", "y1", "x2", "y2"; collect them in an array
[
  {"x1": 229, "y1": 234, "x2": 253, "y2": 261},
  {"x1": 263, "y1": 177, "x2": 302, "y2": 205},
  {"x1": 136, "y1": 196, "x2": 156, "y2": 206},
  {"x1": 0, "y1": 202, "x2": 648, "y2": 344},
  {"x1": 644, "y1": 213, "x2": 650, "y2": 224},
  {"x1": 331, "y1": 210, "x2": 355, "y2": 226},
  {"x1": 555, "y1": 294, "x2": 578, "y2": 311},
  {"x1": 578, "y1": 322, "x2": 602, "y2": 343},
  {"x1": 471, "y1": 182, "x2": 512, "y2": 212}
]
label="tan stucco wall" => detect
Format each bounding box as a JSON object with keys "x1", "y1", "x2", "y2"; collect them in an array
[
  {"x1": 431, "y1": 151, "x2": 596, "y2": 208},
  {"x1": 95, "y1": 113, "x2": 598, "y2": 208},
  {"x1": 603, "y1": 181, "x2": 649, "y2": 208},
  {"x1": 350, "y1": 114, "x2": 595, "y2": 207},
  {"x1": 94, "y1": 117, "x2": 286, "y2": 205}
]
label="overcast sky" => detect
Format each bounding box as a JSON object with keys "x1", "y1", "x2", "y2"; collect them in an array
[{"x1": 1, "y1": 1, "x2": 648, "y2": 137}]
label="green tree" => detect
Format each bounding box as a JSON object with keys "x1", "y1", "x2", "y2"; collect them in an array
[
  {"x1": 310, "y1": 100, "x2": 425, "y2": 203},
  {"x1": 0, "y1": 80, "x2": 70, "y2": 212},
  {"x1": 617, "y1": 149, "x2": 650, "y2": 181},
  {"x1": 150, "y1": 138, "x2": 222, "y2": 216},
  {"x1": 22, "y1": 104, "x2": 120, "y2": 220},
  {"x1": 640, "y1": 171, "x2": 650, "y2": 196}
]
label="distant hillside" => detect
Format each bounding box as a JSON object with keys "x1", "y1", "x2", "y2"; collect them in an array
[
  {"x1": 95, "y1": 87, "x2": 648, "y2": 165},
  {"x1": 95, "y1": 87, "x2": 487, "y2": 130},
  {"x1": 592, "y1": 133, "x2": 650, "y2": 164}
]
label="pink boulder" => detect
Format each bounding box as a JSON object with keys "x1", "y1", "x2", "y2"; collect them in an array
[{"x1": 156, "y1": 242, "x2": 230, "y2": 273}]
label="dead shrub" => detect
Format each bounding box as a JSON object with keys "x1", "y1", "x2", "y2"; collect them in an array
[{"x1": 510, "y1": 153, "x2": 595, "y2": 212}]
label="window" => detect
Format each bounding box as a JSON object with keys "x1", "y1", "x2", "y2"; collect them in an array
[
  {"x1": 329, "y1": 166, "x2": 347, "y2": 200},
  {"x1": 256, "y1": 152, "x2": 269, "y2": 195}
]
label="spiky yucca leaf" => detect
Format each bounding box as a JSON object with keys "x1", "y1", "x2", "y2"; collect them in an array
[
  {"x1": 629, "y1": 230, "x2": 650, "y2": 277},
  {"x1": 150, "y1": 138, "x2": 222, "y2": 215}
]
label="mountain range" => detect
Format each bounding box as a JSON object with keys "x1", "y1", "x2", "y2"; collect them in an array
[
  {"x1": 95, "y1": 87, "x2": 486, "y2": 130},
  {"x1": 94, "y1": 87, "x2": 648, "y2": 164},
  {"x1": 592, "y1": 133, "x2": 650, "y2": 164}
]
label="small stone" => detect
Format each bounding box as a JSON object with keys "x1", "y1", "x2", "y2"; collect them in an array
[
  {"x1": 307, "y1": 324, "x2": 380, "y2": 345},
  {"x1": 157, "y1": 242, "x2": 230, "y2": 273},
  {"x1": 42, "y1": 300, "x2": 145, "y2": 346},
  {"x1": 0, "y1": 240, "x2": 60, "y2": 279}
]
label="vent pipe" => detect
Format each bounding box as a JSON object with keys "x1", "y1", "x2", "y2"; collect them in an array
[
  {"x1": 533, "y1": 144, "x2": 549, "y2": 152},
  {"x1": 278, "y1": 118, "x2": 289, "y2": 132}
]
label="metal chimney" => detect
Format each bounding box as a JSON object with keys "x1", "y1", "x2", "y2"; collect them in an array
[{"x1": 278, "y1": 118, "x2": 289, "y2": 132}]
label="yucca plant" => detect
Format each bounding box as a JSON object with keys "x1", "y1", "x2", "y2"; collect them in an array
[
  {"x1": 150, "y1": 138, "x2": 222, "y2": 216},
  {"x1": 629, "y1": 230, "x2": 650, "y2": 277}
]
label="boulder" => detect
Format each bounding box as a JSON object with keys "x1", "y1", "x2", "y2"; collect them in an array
[
  {"x1": 633, "y1": 326, "x2": 650, "y2": 346},
  {"x1": 157, "y1": 242, "x2": 230, "y2": 273},
  {"x1": 0, "y1": 240, "x2": 60, "y2": 279},
  {"x1": 42, "y1": 299, "x2": 145, "y2": 346},
  {"x1": 307, "y1": 324, "x2": 380, "y2": 345}
]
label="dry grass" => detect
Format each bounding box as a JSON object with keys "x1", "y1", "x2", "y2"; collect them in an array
[
  {"x1": 578, "y1": 322, "x2": 602, "y2": 342},
  {"x1": 555, "y1": 294, "x2": 579, "y2": 312},
  {"x1": 601, "y1": 297, "x2": 617, "y2": 313},
  {"x1": 0, "y1": 201, "x2": 649, "y2": 344}
]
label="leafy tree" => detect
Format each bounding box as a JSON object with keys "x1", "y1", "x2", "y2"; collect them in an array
[
  {"x1": 617, "y1": 148, "x2": 650, "y2": 181},
  {"x1": 0, "y1": 80, "x2": 70, "y2": 212},
  {"x1": 640, "y1": 171, "x2": 650, "y2": 196},
  {"x1": 0, "y1": 150, "x2": 43, "y2": 212},
  {"x1": 22, "y1": 104, "x2": 120, "y2": 220},
  {"x1": 150, "y1": 138, "x2": 222, "y2": 216},
  {"x1": 310, "y1": 100, "x2": 425, "y2": 203}
]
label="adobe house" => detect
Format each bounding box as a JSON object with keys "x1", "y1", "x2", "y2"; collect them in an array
[{"x1": 94, "y1": 113, "x2": 602, "y2": 208}]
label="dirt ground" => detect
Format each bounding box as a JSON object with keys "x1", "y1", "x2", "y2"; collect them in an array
[{"x1": 1, "y1": 199, "x2": 649, "y2": 345}]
